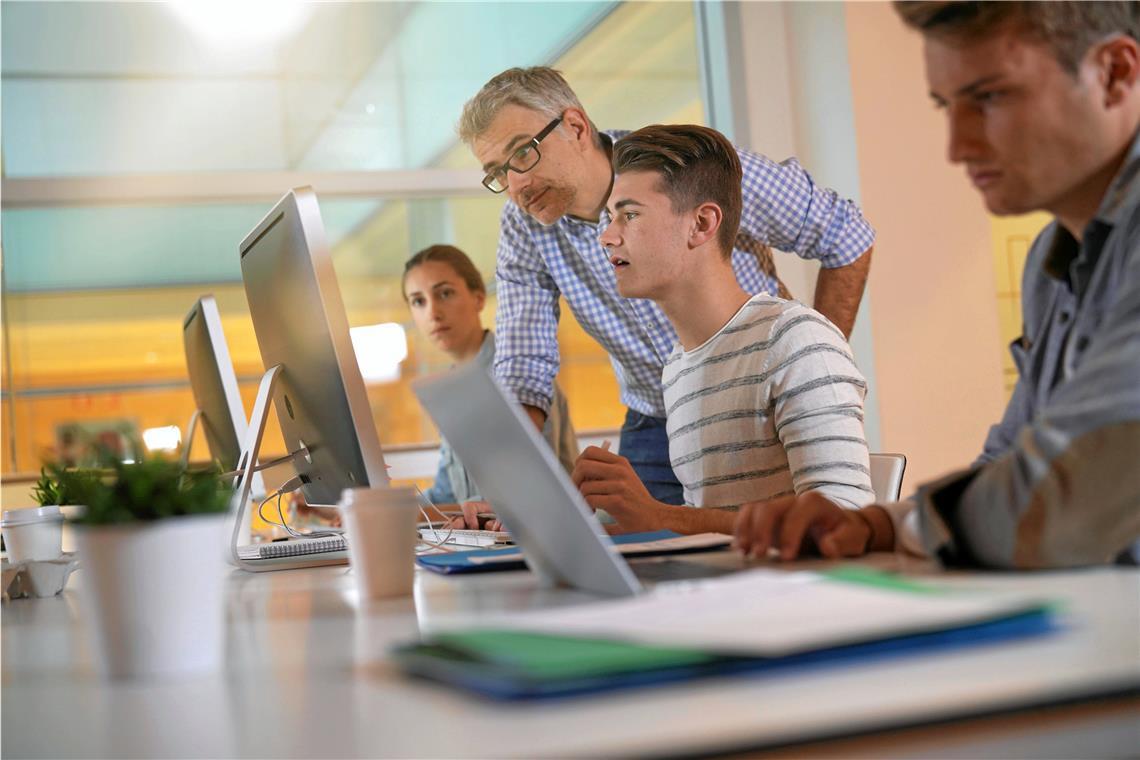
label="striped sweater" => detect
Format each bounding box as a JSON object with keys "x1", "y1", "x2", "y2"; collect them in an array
[{"x1": 662, "y1": 295, "x2": 874, "y2": 510}]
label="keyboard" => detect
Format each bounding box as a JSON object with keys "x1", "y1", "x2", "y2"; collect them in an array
[
  {"x1": 418, "y1": 528, "x2": 513, "y2": 548},
  {"x1": 237, "y1": 535, "x2": 347, "y2": 561}
]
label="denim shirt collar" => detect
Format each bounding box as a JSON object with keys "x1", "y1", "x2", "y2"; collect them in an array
[{"x1": 1044, "y1": 127, "x2": 1140, "y2": 289}]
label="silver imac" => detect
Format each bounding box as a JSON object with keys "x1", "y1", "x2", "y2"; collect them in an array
[
  {"x1": 239, "y1": 186, "x2": 388, "y2": 505},
  {"x1": 182, "y1": 296, "x2": 256, "y2": 474},
  {"x1": 228, "y1": 186, "x2": 388, "y2": 571}
]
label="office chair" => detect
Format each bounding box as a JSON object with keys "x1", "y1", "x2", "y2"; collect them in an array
[{"x1": 869, "y1": 453, "x2": 907, "y2": 502}]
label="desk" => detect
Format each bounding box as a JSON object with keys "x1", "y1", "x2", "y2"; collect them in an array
[{"x1": 3, "y1": 552, "x2": 1138, "y2": 758}]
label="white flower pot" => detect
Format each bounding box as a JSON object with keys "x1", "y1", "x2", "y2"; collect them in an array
[
  {"x1": 74, "y1": 514, "x2": 227, "y2": 680},
  {"x1": 2, "y1": 506, "x2": 64, "y2": 562}
]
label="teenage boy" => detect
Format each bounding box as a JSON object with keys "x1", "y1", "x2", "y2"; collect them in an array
[
  {"x1": 459, "y1": 67, "x2": 875, "y2": 504},
  {"x1": 734, "y1": 1, "x2": 1140, "y2": 568},
  {"x1": 571, "y1": 125, "x2": 874, "y2": 536}
]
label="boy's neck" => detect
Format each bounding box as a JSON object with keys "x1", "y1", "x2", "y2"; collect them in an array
[{"x1": 658, "y1": 258, "x2": 751, "y2": 351}]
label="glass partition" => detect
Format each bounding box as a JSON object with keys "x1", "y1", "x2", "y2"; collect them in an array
[{"x1": 1, "y1": 0, "x2": 704, "y2": 473}]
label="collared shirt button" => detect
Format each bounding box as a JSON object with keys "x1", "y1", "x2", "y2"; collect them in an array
[
  {"x1": 1058, "y1": 311, "x2": 1071, "y2": 324},
  {"x1": 1076, "y1": 335, "x2": 1090, "y2": 352}
]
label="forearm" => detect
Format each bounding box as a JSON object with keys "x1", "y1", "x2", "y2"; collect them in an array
[
  {"x1": 523, "y1": 404, "x2": 547, "y2": 432},
  {"x1": 813, "y1": 247, "x2": 872, "y2": 338},
  {"x1": 661, "y1": 505, "x2": 737, "y2": 535}
]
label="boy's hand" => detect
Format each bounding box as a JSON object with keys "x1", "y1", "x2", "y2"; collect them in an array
[{"x1": 572, "y1": 445, "x2": 665, "y2": 533}]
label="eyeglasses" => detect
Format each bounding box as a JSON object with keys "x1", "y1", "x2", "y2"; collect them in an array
[{"x1": 481, "y1": 116, "x2": 563, "y2": 194}]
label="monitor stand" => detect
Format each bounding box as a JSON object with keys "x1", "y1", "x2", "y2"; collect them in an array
[{"x1": 228, "y1": 365, "x2": 283, "y2": 569}]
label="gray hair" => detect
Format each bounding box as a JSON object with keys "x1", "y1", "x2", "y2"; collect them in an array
[{"x1": 457, "y1": 66, "x2": 600, "y2": 146}]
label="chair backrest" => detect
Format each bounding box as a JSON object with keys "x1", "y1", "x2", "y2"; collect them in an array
[{"x1": 869, "y1": 453, "x2": 907, "y2": 502}]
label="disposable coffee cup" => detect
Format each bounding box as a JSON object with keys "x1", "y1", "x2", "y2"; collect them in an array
[
  {"x1": 2, "y1": 507, "x2": 64, "y2": 563},
  {"x1": 338, "y1": 487, "x2": 418, "y2": 600}
]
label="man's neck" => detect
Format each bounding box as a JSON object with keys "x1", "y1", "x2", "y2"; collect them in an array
[
  {"x1": 566, "y1": 138, "x2": 615, "y2": 224},
  {"x1": 658, "y1": 258, "x2": 751, "y2": 351},
  {"x1": 1053, "y1": 126, "x2": 1138, "y2": 238}
]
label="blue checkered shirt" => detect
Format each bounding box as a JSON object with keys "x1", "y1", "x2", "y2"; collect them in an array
[{"x1": 493, "y1": 129, "x2": 876, "y2": 418}]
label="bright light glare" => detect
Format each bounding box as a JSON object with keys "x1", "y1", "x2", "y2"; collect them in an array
[
  {"x1": 167, "y1": 1, "x2": 311, "y2": 46},
  {"x1": 350, "y1": 323, "x2": 408, "y2": 384},
  {"x1": 143, "y1": 425, "x2": 183, "y2": 453}
]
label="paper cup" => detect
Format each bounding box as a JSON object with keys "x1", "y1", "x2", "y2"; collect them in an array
[{"x1": 338, "y1": 487, "x2": 418, "y2": 600}]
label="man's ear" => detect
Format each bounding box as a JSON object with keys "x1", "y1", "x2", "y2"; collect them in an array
[
  {"x1": 561, "y1": 107, "x2": 594, "y2": 149},
  {"x1": 1096, "y1": 34, "x2": 1140, "y2": 108},
  {"x1": 689, "y1": 202, "x2": 724, "y2": 249}
]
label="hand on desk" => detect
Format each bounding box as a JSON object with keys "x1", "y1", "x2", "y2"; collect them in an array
[
  {"x1": 733, "y1": 492, "x2": 894, "y2": 560},
  {"x1": 444, "y1": 501, "x2": 503, "y2": 532}
]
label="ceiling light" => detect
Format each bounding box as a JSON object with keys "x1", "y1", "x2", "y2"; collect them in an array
[{"x1": 167, "y1": 1, "x2": 311, "y2": 46}]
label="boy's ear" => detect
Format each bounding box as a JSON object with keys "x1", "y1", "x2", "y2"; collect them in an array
[
  {"x1": 474, "y1": 289, "x2": 486, "y2": 312},
  {"x1": 689, "y1": 202, "x2": 724, "y2": 249}
]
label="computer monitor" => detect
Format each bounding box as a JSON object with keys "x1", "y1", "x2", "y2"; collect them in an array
[
  {"x1": 238, "y1": 186, "x2": 388, "y2": 507},
  {"x1": 182, "y1": 295, "x2": 249, "y2": 472}
]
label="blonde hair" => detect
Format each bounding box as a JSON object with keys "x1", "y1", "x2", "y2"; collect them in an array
[{"x1": 458, "y1": 66, "x2": 600, "y2": 146}]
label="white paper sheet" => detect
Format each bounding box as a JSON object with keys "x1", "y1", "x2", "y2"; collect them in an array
[{"x1": 481, "y1": 569, "x2": 1049, "y2": 656}]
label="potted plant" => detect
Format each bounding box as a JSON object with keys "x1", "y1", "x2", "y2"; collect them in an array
[{"x1": 70, "y1": 454, "x2": 232, "y2": 680}]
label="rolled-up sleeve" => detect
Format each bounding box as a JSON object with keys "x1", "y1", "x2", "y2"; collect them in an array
[
  {"x1": 492, "y1": 204, "x2": 563, "y2": 415},
  {"x1": 737, "y1": 151, "x2": 875, "y2": 269}
]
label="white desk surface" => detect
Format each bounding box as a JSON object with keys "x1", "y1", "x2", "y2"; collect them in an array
[{"x1": 3, "y1": 551, "x2": 1138, "y2": 759}]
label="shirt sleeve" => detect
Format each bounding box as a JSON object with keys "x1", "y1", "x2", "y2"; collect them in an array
[
  {"x1": 736, "y1": 149, "x2": 876, "y2": 269},
  {"x1": 492, "y1": 203, "x2": 563, "y2": 415},
  {"x1": 914, "y1": 233, "x2": 1140, "y2": 569},
  {"x1": 765, "y1": 309, "x2": 875, "y2": 509},
  {"x1": 421, "y1": 455, "x2": 456, "y2": 507}
]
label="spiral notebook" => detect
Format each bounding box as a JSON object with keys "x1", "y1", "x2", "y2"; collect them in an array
[{"x1": 237, "y1": 535, "x2": 347, "y2": 560}]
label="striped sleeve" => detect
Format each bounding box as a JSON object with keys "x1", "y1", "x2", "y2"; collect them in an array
[{"x1": 764, "y1": 310, "x2": 874, "y2": 508}]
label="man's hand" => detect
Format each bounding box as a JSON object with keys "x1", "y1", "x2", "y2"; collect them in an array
[
  {"x1": 734, "y1": 492, "x2": 894, "y2": 560},
  {"x1": 572, "y1": 445, "x2": 667, "y2": 533},
  {"x1": 444, "y1": 500, "x2": 503, "y2": 531}
]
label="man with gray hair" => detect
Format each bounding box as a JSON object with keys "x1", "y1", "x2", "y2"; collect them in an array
[{"x1": 460, "y1": 67, "x2": 875, "y2": 505}]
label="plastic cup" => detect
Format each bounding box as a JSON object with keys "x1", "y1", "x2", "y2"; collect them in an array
[
  {"x1": 338, "y1": 487, "x2": 418, "y2": 600},
  {"x1": 2, "y1": 507, "x2": 64, "y2": 563}
]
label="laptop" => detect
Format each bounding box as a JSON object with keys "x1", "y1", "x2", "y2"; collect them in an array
[{"x1": 412, "y1": 362, "x2": 736, "y2": 597}]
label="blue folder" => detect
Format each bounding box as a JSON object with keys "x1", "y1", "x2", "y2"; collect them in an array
[
  {"x1": 392, "y1": 607, "x2": 1056, "y2": 701},
  {"x1": 417, "y1": 530, "x2": 723, "y2": 574}
]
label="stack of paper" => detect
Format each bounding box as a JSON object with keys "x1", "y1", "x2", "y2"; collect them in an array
[{"x1": 393, "y1": 568, "x2": 1054, "y2": 700}]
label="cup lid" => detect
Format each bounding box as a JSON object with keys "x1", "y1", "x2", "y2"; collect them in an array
[{"x1": 1, "y1": 506, "x2": 64, "y2": 527}]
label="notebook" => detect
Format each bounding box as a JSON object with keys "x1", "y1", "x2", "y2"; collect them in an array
[
  {"x1": 416, "y1": 531, "x2": 732, "y2": 574},
  {"x1": 236, "y1": 535, "x2": 347, "y2": 561}
]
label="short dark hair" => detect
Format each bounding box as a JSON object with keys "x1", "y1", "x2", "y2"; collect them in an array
[
  {"x1": 894, "y1": 1, "x2": 1140, "y2": 73},
  {"x1": 612, "y1": 124, "x2": 742, "y2": 256},
  {"x1": 402, "y1": 244, "x2": 485, "y2": 301}
]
